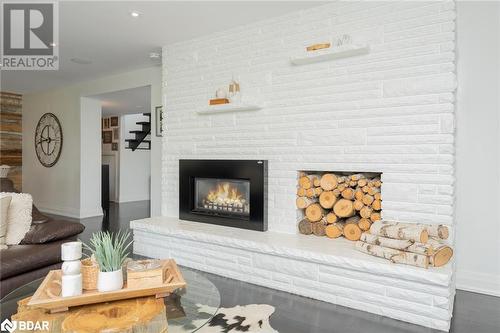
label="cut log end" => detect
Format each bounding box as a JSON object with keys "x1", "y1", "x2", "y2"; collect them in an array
[
  {"x1": 333, "y1": 199, "x2": 355, "y2": 218},
  {"x1": 431, "y1": 247, "x2": 453, "y2": 267},
  {"x1": 319, "y1": 191, "x2": 337, "y2": 209},
  {"x1": 305, "y1": 203, "x2": 326, "y2": 222},
  {"x1": 298, "y1": 218, "x2": 313, "y2": 235},
  {"x1": 320, "y1": 173, "x2": 338, "y2": 191}
]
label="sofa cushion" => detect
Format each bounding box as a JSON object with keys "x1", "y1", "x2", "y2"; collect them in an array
[
  {"x1": 21, "y1": 220, "x2": 85, "y2": 245},
  {"x1": 0, "y1": 196, "x2": 11, "y2": 249},
  {"x1": 0, "y1": 193, "x2": 32, "y2": 245},
  {"x1": 0, "y1": 239, "x2": 68, "y2": 280},
  {"x1": 0, "y1": 178, "x2": 49, "y2": 224}
]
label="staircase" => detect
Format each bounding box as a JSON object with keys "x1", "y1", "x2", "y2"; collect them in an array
[{"x1": 125, "y1": 113, "x2": 151, "y2": 151}]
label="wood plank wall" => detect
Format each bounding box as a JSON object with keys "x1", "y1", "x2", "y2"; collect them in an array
[{"x1": 0, "y1": 92, "x2": 22, "y2": 191}]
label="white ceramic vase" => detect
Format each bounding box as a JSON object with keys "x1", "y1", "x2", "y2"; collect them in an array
[
  {"x1": 97, "y1": 269, "x2": 123, "y2": 292},
  {"x1": 61, "y1": 274, "x2": 82, "y2": 297}
]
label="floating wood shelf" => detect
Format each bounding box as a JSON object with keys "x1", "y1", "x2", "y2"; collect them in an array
[
  {"x1": 290, "y1": 45, "x2": 370, "y2": 65},
  {"x1": 197, "y1": 103, "x2": 261, "y2": 115}
]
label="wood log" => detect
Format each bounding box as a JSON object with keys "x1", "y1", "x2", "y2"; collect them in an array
[
  {"x1": 355, "y1": 241, "x2": 429, "y2": 268},
  {"x1": 320, "y1": 173, "x2": 338, "y2": 191},
  {"x1": 362, "y1": 185, "x2": 369, "y2": 193},
  {"x1": 350, "y1": 173, "x2": 366, "y2": 181},
  {"x1": 362, "y1": 194, "x2": 374, "y2": 206},
  {"x1": 357, "y1": 178, "x2": 368, "y2": 187},
  {"x1": 306, "y1": 187, "x2": 322, "y2": 198},
  {"x1": 360, "y1": 232, "x2": 435, "y2": 256},
  {"x1": 371, "y1": 199, "x2": 382, "y2": 211},
  {"x1": 298, "y1": 218, "x2": 313, "y2": 235},
  {"x1": 298, "y1": 174, "x2": 321, "y2": 189},
  {"x1": 313, "y1": 177, "x2": 321, "y2": 187},
  {"x1": 312, "y1": 221, "x2": 327, "y2": 236},
  {"x1": 325, "y1": 222, "x2": 344, "y2": 238},
  {"x1": 358, "y1": 218, "x2": 372, "y2": 231},
  {"x1": 374, "y1": 192, "x2": 382, "y2": 201},
  {"x1": 332, "y1": 188, "x2": 341, "y2": 197},
  {"x1": 353, "y1": 200, "x2": 364, "y2": 211},
  {"x1": 359, "y1": 206, "x2": 373, "y2": 219},
  {"x1": 319, "y1": 191, "x2": 337, "y2": 209},
  {"x1": 372, "y1": 178, "x2": 382, "y2": 187},
  {"x1": 349, "y1": 180, "x2": 358, "y2": 187},
  {"x1": 296, "y1": 196, "x2": 317, "y2": 209},
  {"x1": 305, "y1": 203, "x2": 327, "y2": 222},
  {"x1": 367, "y1": 187, "x2": 380, "y2": 196},
  {"x1": 341, "y1": 187, "x2": 355, "y2": 200},
  {"x1": 333, "y1": 199, "x2": 356, "y2": 218},
  {"x1": 354, "y1": 189, "x2": 364, "y2": 201},
  {"x1": 337, "y1": 183, "x2": 347, "y2": 192},
  {"x1": 379, "y1": 221, "x2": 449, "y2": 240},
  {"x1": 325, "y1": 212, "x2": 338, "y2": 224},
  {"x1": 370, "y1": 221, "x2": 429, "y2": 243},
  {"x1": 297, "y1": 187, "x2": 306, "y2": 197},
  {"x1": 429, "y1": 247, "x2": 453, "y2": 267},
  {"x1": 370, "y1": 212, "x2": 381, "y2": 222},
  {"x1": 337, "y1": 176, "x2": 348, "y2": 184},
  {"x1": 344, "y1": 218, "x2": 362, "y2": 241}
]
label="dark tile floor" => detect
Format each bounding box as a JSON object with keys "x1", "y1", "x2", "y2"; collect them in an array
[{"x1": 71, "y1": 201, "x2": 500, "y2": 333}]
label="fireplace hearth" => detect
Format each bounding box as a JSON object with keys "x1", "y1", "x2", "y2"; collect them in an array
[{"x1": 179, "y1": 160, "x2": 267, "y2": 231}]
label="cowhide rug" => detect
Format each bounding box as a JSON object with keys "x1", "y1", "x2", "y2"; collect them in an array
[{"x1": 169, "y1": 304, "x2": 279, "y2": 333}]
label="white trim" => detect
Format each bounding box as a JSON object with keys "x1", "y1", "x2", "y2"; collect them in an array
[
  {"x1": 456, "y1": 270, "x2": 500, "y2": 297},
  {"x1": 37, "y1": 205, "x2": 103, "y2": 219}
]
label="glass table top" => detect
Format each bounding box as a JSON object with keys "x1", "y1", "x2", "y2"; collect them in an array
[{"x1": 0, "y1": 267, "x2": 221, "y2": 333}]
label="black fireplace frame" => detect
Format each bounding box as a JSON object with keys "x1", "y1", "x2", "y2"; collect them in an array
[{"x1": 179, "y1": 159, "x2": 267, "y2": 231}]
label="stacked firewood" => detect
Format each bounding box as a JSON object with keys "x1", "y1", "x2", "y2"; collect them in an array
[
  {"x1": 355, "y1": 220, "x2": 453, "y2": 268},
  {"x1": 296, "y1": 172, "x2": 382, "y2": 240}
]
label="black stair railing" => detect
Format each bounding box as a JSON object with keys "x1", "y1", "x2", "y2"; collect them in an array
[{"x1": 125, "y1": 113, "x2": 151, "y2": 151}]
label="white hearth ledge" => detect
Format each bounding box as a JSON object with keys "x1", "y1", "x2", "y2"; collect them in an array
[{"x1": 131, "y1": 217, "x2": 455, "y2": 331}]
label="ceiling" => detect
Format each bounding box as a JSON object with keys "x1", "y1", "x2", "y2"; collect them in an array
[
  {"x1": 1, "y1": 1, "x2": 326, "y2": 94},
  {"x1": 96, "y1": 85, "x2": 151, "y2": 117}
]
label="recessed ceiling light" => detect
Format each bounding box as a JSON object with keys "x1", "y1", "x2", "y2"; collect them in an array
[
  {"x1": 70, "y1": 57, "x2": 92, "y2": 65},
  {"x1": 130, "y1": 11, "x2": 141, "y2": 18}
]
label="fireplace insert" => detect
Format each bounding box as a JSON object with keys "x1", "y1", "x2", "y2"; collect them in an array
[{"x1": 179, "y1": 160, "x2": 267, "y2": 231}]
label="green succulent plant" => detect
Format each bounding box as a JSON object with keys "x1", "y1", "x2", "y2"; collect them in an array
[{"x1": 83, "y1": 230, "x2": 132, "y2": 272}]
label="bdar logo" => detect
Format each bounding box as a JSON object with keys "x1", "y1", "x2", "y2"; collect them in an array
[{"x1": 0, "y1": 319, "x2": 16, "y2": 333}]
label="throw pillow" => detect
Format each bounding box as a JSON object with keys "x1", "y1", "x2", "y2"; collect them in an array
[
  {"x1": 0, "y1": 196, "x2": 12, "y2": 249},
  {"x1": 0, "y1": 193, "x2": 33, "y2": 245}
]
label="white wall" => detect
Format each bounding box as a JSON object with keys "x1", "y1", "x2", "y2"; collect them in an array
[
  {"x1": 455, "y1": 1, "x2": 500, "y2": 296},
  {"x1": 119, "y1": 114, "x2": 151, "y2": 202},
  {"x1": 80, "y1": 97, "x2": 103, "y2": 217},
  {"x1": 23, "y1": 67, "x2": 162, "y2": 218},
  {"x1": 161, "y1": 1, "x2": 457, "y2": 233}
]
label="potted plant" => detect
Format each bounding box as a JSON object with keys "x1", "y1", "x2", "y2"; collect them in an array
[{"x1": 83, "y1": 230, "x2": 132, "y2": 292}]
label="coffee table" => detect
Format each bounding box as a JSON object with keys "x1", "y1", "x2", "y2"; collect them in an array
[{"x1": 0, "y1": 267, "x2": 220, "y2": 332}]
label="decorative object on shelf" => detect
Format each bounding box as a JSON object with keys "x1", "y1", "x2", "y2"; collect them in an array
[
  {"x1": 34, "y1": 113, "x2": 63, "y2": 168},
  {"x1": 60, "y1": 242, "x2": 83, "y2": 297},
  {"x1": 111, "y1": 142, "x2": 118, "y2": 151},
  {"x1": 110, "y1": 116, "x2": 118, "y2": 127},
  {"x1": 209, "y1": 98, "x2": 230, "y2": 105},
  {"x1": 215, "y1": 88, "x2": 227, "y2": 99},
  {"x1": 83, "y1": 230, "x2": 132, "y2": 292},
  {"x1": 228, "y1": 76, "x2": 241, "y2": 103},
  {"x1": 354, "y1": 220, "x2": 453, "y2": 269},
  {"x1": 306, "y1": 42, "x2": 331, "y2": 52},
  {"x1": 102, "y1": 130, "x2": 112, "y2": 144},
  {"x1": 103, "y1": 118, "x2": 110, "y2": 129},
  {"x1": 297, "y1": 172, "x2": 382, "y2": 241},
  {"x1": 155, "y1": 106, "x2": 163, "y2": 137},
  {"x1": 81, "y1": 257, "x2": 99, "y2": 290},
  {"x1": 27, "y1": 259, "x2": 186, "y2": 312},
  {"x1": 291, "y1": 44, "x2": 369, "y2": 65},
  {"x1": 0, "y1": 165, "x2": 11, "y2": 178},
  {"x1": 335, "y1": 34, "x2": 351, "y2": 47},
  {"x1": 126, "y1": 259, "x2": 164, "y2": 289}
]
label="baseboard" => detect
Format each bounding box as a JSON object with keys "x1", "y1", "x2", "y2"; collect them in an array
[
  {"x1": 456, "y1": 270, "x2": 500, "y2": 297},
  {"x1": 37, "y1": 205, "x2": 103, "y2": 219}
]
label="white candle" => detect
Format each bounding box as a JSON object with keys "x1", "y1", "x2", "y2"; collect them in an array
[{"x1": 61, "y1": 242, "x2": 82, "y2": 261}]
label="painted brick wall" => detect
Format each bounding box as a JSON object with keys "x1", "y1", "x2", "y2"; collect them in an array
[{"x1": 161, "y1": 1, "x2": 457, "y2": 235}]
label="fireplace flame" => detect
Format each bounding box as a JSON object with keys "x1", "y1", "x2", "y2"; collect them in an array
[{"x1": 206, "y1": 182, "x2": 245, "y2": 205}]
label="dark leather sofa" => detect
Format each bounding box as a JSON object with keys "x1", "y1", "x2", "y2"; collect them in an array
[{"x1": 0, "y1": 179, "x2": 85, "y2": 298}]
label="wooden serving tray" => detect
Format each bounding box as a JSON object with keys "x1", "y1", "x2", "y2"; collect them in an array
[{"x1": 28, "y1": 259, "x2": 186, "y2": 313}]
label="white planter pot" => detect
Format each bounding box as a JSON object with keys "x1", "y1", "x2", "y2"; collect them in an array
[{"x1": 97, "y1": 269, "x2": 123, "y2": 292}]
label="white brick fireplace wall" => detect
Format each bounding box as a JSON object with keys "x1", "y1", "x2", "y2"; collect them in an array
[
  {"x1": 133, "y1": 1, "x2": 458, "y2": 331},
  {"x1": 160, "y1": 1, "x2": 456, "y2": 234}
]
